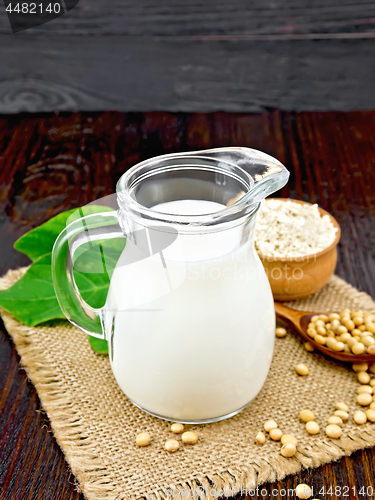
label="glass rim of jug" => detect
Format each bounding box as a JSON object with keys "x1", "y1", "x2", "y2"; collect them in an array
[{"x1": 116, "y1": 147, "x2": 289, "y2": 228}]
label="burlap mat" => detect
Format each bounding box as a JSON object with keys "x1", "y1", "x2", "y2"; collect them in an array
[{"x1": 2, "y1": 269, "x2": 375, "y2": 500}]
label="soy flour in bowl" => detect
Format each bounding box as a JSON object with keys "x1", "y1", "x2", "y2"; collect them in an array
[
  {"x1": 254, "y1": 198, "x2": 338, "y2": 258},
  {"x1": 255, "y1": 198, "x2": 341, "y2": 301}
]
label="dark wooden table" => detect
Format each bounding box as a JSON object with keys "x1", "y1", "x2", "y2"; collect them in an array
[{"x1": 1, "y1": 111, "x2": 375, "y2": 499}]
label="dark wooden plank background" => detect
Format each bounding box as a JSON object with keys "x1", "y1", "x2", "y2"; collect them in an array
[
  {"x1": 2, "y1": 0, "x2": 375, "y2": 35},
  {"x1": 0, "y1": 110, "x2": 375, "y2": 499},
  {"x1": 1, "y1": 1, "x2": 375, "y2": 113}
]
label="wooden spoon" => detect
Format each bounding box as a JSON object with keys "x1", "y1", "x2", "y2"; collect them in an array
[{"x1": 275, "y1": 302, "x2": 375, "y2": 363}]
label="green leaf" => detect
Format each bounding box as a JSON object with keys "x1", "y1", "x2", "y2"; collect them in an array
[
  {"x1": 0, "y1": 255, "x2": 65, "y2": 325},
  {"x1": 0, "y1": 238, "x2": 124, "y2": 328},
  {"x1": 88, "y1": 335, "x2": 109, "y2": 355},
  {"x1": 14, "y1": 205, "x2": 114, "y2": 262},
  {"x1": 0, "y1": 206, "x2": 126, "y2": 355}
]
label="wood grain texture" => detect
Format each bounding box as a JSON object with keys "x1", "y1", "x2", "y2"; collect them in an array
[
  {"x1": 1, "y1": 0, "x2": 375, "y2": 36},
  {"x1": 1, "y1": 0, "x2": 375, "y2": 113},
  {"x1": 0, "y1": 110, "x2": 375, "y2": 499},
  {"x1": 1, "y1": 37, "x2": 375, "y2": 113}
]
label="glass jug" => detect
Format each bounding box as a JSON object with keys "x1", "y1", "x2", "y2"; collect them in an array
[{"x1": 52, "y1": 148, "x2": 289, "y2": 423}]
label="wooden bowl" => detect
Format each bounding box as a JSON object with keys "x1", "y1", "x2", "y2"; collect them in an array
[{"x1": 257, "y1": 199, "x2": 341, "y2": 301}]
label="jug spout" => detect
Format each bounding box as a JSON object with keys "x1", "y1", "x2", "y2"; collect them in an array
[
  {"x1": 178, "y1": 147, "x2": 289, "y2": 206},
  {"x1": 116, "y1": 146, "x2": 289, "y2": 228}
]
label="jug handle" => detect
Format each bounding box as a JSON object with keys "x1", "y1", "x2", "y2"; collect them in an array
[{"x1": 52, "y1": 210, "x2": 124, "y2": 339}]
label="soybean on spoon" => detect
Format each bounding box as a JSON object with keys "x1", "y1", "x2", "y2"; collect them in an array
[{"x1": 274, "y1": 302, "x2": 375, "y2": 363}]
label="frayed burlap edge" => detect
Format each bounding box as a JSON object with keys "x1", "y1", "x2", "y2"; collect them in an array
[{"x1": 2, "y1": 269, "x2": 375, "y2": 500}]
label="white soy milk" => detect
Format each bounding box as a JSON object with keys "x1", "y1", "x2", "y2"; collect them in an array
[{"x1": 104, "y1": 199, "x2": 275, "y2": 422}]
